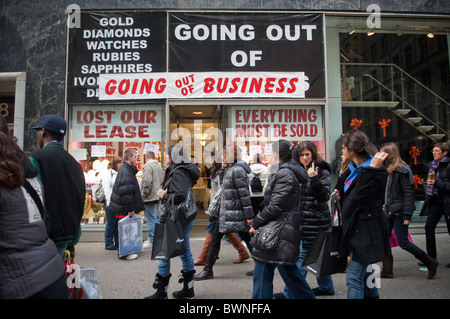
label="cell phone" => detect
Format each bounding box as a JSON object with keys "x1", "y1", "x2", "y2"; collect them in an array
[{"x1": 428, "y1": 171, "x2": 435, "y2": 181}]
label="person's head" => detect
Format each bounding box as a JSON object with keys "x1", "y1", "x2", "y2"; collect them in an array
[
  {"x1": 145, "y1": 151, "x2": 156, "y2": 162},
  {"x1": 123, "y1": 149, "x2": 137, "y2": 165},
  {"x1": 223, "y1": 144, "x2": 241, "y2": 166},
  {"x1": 31, "y1": 114, "x2": 66, "y2": 148},
  {"x1": 293, "y1": 141, "x2": 322, "y2": 168},
  {"x1": 112, "y1": 156, "x2": 123, "y2": 172},
  {"x1": 432, "y1": 142, "x2": 449, "y2": 162},
  {"x1": 252, "y1": 153, "x2": 263, "y2": 164},
  {"x1": 271, "y1": 139, "x2": 292, "y2": 164},
  {"x1": 380, "y1": 142, "x2": 407, "y2": 175},
  {"x1": 166, "y1": 145, "x2": 190, "y2": 166},
  {"x1": 0, "y1": 132, "x2": 24, "y2": 189},
  {"x1": 341, "y1": 130, "x2": 377, "y2": 162}
]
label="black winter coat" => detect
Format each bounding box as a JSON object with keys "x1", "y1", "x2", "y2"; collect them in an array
[
  {"x1": 338, "y1": 166, "x2": 390, "y2": 264},
  {"x1": 425, "y1": 157, "x2": 450, "y2": 219},
  {"x1": 219, "y1": 161, "x2": 253, "y2": 233},
  {"x1": 251, "y1": 161, "x2": 308, "y2": 266},
  {"x1": 384, "y1": 165, "x2": 415, "y2": 220},
  {"x1": 299, "y1": 160, "x2": 332, "y2": 248},
  {"x1": 109, "y1": 161, "x2": 144, "y2": 216},
  {"x1": 162, "y1": 163, "x2": 200, "y2": 205}
]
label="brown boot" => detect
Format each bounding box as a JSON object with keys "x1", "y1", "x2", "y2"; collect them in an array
[
  {"x1": 194, "y1": 232, "x2": 212, "y2": 266},
  {"x1": 381, "y1": 255, "x2": 394, "y2": 278},
  {"x1": 418, "y1": 253, "x2": 439, "y2": 279},
  {"x1": 226, "y1": 233, "x2": 250, "y2": 264}
]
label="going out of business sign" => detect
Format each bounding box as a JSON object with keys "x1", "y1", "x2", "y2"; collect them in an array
[{"x1": 67, "y1": 11, "x2": 325, "y2": 103}]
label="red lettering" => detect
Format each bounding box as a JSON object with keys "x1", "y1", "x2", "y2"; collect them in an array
[
  {"x1": 251, "y1": 109, "x2": 259, "y2": 122},
  {"x1": 147, "y1": 110, "x2": 157, "y2": 123},
  {"x1": 118, "y1": 79, "x2": 130, "y2": 95},
  {"x1": 105, "y1": 80, "x2": 117, "y2": 95},
  {"x1": 264, "y1": 77, "x2": 275, "y2": 93},
  {"x1": 235, "y1": 110, "x2": 242, "y2": 123},
  {"x1": 155, "y1": 78, "x2": 166, "y2": 94},
  {"x1": 84, "y1": 126, "x2": 94, "y2": 138},
  {"x1": 276, "y1": 78, "x2": 287, "y2": 93},
  {"x1": 308, "y1": 110, "x2": 317, "y2": 122},
  {"x1": 121, "y1": 110, "x2": 132, "y2": 124},
  {"x1": 138, "y1": 126, "x2": 150, "y2": 138},
  {"x1": 287, "y1": 78, "x2": 298, "y2": 93},
  {"x1": 204, "y1": 78, "x2": 215, "y2": 93},
  {"x1": 109, "y1": 126, "x2": 124, "y2": 138},
  {"x1": 125, "y1": 126, "x2": 137, "y2": 138},
  {"x1": 95, "y1": 125, "x2": 108, "y2": 138}
]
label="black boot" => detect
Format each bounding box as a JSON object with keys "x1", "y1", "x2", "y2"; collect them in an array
[
  {"x1": 194, "y1": 248, "x2": 219, "y2": 281},
  {"x1": 144, "y1": 273, "x2": 171, "y2": 299},
  {"x1": 172, "y1": 270, "x2": 196, "y2": 299},
  {"x1": 418, "y1": 253, "x2": 439, "y2": 279},
  {"x1": 381, "y1": 255, "x2": 394, "y2": 278}
]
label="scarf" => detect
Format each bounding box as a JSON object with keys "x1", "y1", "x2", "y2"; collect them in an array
[
  {"x1": 426, "y1": 157, "x2": 447, "y2": 196},
  {"x1": 344, "y1": 155, "x2": 373, "y2": 193}
]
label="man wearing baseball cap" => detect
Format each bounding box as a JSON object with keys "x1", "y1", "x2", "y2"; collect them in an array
[{"x1": 30, "y1": 114, "x2": 86, "y2": 260}]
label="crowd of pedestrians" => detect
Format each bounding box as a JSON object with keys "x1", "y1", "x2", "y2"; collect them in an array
[{"x1": 1, "y1": 114, "x2": 449, "y2": 299}]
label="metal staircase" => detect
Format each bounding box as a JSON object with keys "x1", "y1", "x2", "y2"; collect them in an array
[{"x1": 341, "y1": 63, "x2": 449, "y2": 142}]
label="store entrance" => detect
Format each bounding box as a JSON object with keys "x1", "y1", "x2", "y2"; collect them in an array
[{"x1": 169, "y1": 105, "x2": 221, "y2": 213}]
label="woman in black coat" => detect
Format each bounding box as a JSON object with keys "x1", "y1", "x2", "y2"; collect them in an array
[
  {"x1": 335, "y1": 130, "x2": 390, "y2": 299},
  {"x1": 251, "y1": 140, "x2": 315, "y2": 299},
  {"x1": 380, "y1": 142, "x2": 438, "y2": 279}
]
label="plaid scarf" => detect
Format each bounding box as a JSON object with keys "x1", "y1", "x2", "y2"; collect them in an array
[{"x1": 426, "y1": 157, "x2": 447, "y2": 195}]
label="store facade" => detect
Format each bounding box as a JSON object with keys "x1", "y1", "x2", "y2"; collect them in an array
[{"x1": 1, "y1": 3, "x2": 449, "y2": 227}]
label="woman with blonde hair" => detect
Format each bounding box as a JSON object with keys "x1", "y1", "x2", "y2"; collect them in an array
[{"x1": 380, "y1": 142, "x2": 438, "y2": 279}]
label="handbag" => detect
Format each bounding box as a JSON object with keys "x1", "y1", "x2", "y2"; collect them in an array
[
  {"x1": 250, "y1": 213, "x2": 289, "y2": 252},
  {"x1": 303, "y1": 194, "x2": 348, "y2": 277},
  {"x1": 207, "y1": 186, "x2": 222, "y2": 218},
  {"x1": 176, "y1": 188, "x2": 197, "y2": 225},
  {"x1": 152, "y1": 201, "x2": 187, "y2": 260},
  {"x1": 419, "y1": 196, "x2": 432, "y2": 216},
  {"x1": 94, "y1": 183, "x2": 105, "y2": 203}
]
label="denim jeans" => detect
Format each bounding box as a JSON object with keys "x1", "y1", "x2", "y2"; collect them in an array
[
  {"x1": 388, "y1": 215, "x2": 424, "y2": 259},
  {"x1": 346, "y1": 253, "x2": 379, "y2": 299},
  {"x1": 158, "y1": 220, "x2": 195, "y2": 277},
  {"x1": 104, "y1": 204, "x2": 118, "y2": 249},
  {"x1": 283, "y1": 241, "x2": 334, "y2": 298},
  {"x1": 143, "y1": 202, "x2": 159, "y2": 242},
  {"x1": 252, "y1": 261, "x2": 315, "y2": 299}
]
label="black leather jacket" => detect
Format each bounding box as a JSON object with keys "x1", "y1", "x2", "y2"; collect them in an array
[{"x1": 384, "y1": 165, "x2": 415, "y2": 220}]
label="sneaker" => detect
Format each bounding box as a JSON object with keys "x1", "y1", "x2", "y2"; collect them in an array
[
  {"x1": 273, "y1": 292, "x2": 287, "y2": 299},
  {"x1": 125, "y1": 253, "x2": 138, "y2": 260},
  {"x1": 143, "y1": 240, "x2": 152, "y2": 249}
]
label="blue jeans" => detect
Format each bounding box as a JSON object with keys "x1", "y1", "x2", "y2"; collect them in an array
[
  {"x1": 388, "y1": 215, "x2": 424, "y2": 259},
  {"x1": 346, "y1": 253, "x2": 379, "y2": 299},
  {"x1": 158, "y1": 220, "x2": 195, "y2": 277},
  {"x1": 104, "y1": 204, "x2": 118, "y2": 249},
  {"x1": 283, "y1": 241, "x2": 334, "y2": 298},
  {"x1": 143, "y1": 202, "x2": 159, "y2": 242},
  {"x1": 253, "y1": 261, "x2": 315, "y2": 299}
]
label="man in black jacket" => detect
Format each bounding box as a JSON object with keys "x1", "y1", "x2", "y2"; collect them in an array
[
  {"x1": 109, "y1": 149, "x2": 145, "y2": 260},
  {"x1": 30, "y1": 114, "x2": 85, "y2": 260}
]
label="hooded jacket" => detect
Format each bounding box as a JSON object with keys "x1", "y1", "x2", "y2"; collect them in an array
[
  {"x1": 162, "y1": 163, "x2": 200, "y2": 205},
  {"x1": 248, "y1": 163, "x2": 269, "y2": 197},
  {"x1": 219, "y1": 161, "x2": 254, "y2": 233},
  {"x1": 299, "y1": 160, "x2": 332, "y2": 248},
  {"x1": 251, "y1": 160, "x2": 309, "y2": 265},
  {"x1": 109, "y1": 161, "x2": 145, "y2": 216},
  {"x1": 384, "y1": 165, "x2": 415, "y2": 220}
]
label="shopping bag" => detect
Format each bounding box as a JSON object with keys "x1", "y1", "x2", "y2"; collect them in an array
[
  {"x1": 118, "y1": 214, "x2": 143, "y2": 258},
  {"x1": 79, "y1": 267, "x2": 102, "y2": 299},
  {"x1": 151, "y1": 220, "x2": 187, "y2": 260},
  {"x1": 303, "y1": 226, "x2": 348, "y2": 277},
  {"x1": 390, "y1": 229, "x2": 413, "y2": 248},
  {"x1": 303, "y1": 193, "x2": 347, "y2": 277}
]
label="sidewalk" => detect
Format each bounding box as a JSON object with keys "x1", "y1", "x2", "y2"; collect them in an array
[{"x1": 73, "y1": 232, "x2": 449, "y2": 299}]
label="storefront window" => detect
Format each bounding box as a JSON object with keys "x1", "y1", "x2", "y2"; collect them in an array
[{"x1": 69, "y1": 103, "x2": 165, "y2": 225}]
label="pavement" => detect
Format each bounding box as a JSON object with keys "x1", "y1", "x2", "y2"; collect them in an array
[{"x1": 73, "y1": 231, "x2": 450, "y2": 300}]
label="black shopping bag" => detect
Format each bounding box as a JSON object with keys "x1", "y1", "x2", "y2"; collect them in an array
[
  {"x1": 302, "y1": 226, "x2": 348, "y2": 277},
  {"x1": 151, "y1": 220, "x2": 187, "y2": 260}
]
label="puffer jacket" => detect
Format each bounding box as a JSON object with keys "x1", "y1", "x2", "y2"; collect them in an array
[
  {"x1": 299, "y1": 160, "x2": 332, "y2": 248},
  {"x1": 384, "y1": 165, "x2": 415, "y2": 220},
  {"x1": 0, "y1": 159, "x2": 65, "y2": 298},
  {"x1": 425, "y1": 157, "x2": 450, "y2": 219},
  {"x1": 219, "y1": 161, "x2": 253, "y2": 233},
  {"x1": 251, "y1": 160, "x2": 309, "y2": 265},
  {"x1": 109, "y1": 161, "x2": 145, "y2": 216},
  {"x1": 162, "y1": 163, "x2": 200, "y2": 205}
]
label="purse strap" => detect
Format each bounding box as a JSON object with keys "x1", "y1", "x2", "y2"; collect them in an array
[
  {"x1": 330, "y1": 193, "x2": 342, "y2": 227},
  {"x1": 23, "y1": 179, "x2": 44, "y2": 219}
]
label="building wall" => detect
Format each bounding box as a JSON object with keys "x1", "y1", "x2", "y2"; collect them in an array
[{"x1": 0, "y1": 0, "x2": 449, "y2": 152}]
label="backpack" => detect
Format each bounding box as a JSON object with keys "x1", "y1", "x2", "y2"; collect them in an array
[{"x1": 250, "y1": 174, "x2": 263, "y2": 193}]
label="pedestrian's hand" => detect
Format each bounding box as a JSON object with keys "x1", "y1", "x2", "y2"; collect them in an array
[
  {"x1": 307, "y1": 162, "x2": 318, "y2": 177},
  {"x1": 157, "y1": 188, "x2": 167, "y2": 199},
  {"x1": 370, "y1": 152, "x2": 388, "y2": 168},
  {"x1": 128, "y1": 211, "x2": 135, "y2": 217},
  {"x1": 249, "y1": 226, "x2": 256, "y2": 234}
]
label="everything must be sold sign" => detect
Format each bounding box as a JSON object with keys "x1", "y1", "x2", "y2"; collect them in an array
[
  {"x1": 98, "y1": 72, "x2": 310, "y2": 100},
  {"x1": 231, "y1": 105, "x2": 323, "y2": 142}
]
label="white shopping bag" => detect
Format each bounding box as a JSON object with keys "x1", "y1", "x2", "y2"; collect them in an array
[{"x1": 118, "y1": 214, "x2": 143, "y2": 258}]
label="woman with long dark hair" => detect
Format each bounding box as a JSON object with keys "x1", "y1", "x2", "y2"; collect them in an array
[{"x1": 335, "y1": 130, "x2": 390, "y2": 299}]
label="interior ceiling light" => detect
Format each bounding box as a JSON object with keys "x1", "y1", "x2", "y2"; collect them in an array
[
  {"x1": 192, "y1": 111, "x2": 203, "y2": 115},
  {"x1": 367, "y1": 31, "x2": 375, "y2": 36},
  {"x1": 427, "y1": 32, "x2": 434, "y2": 38}
]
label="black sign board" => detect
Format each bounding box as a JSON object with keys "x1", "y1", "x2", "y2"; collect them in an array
[{"x1": 67, "y1": 11, "x2": 167, "y2": 104}]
